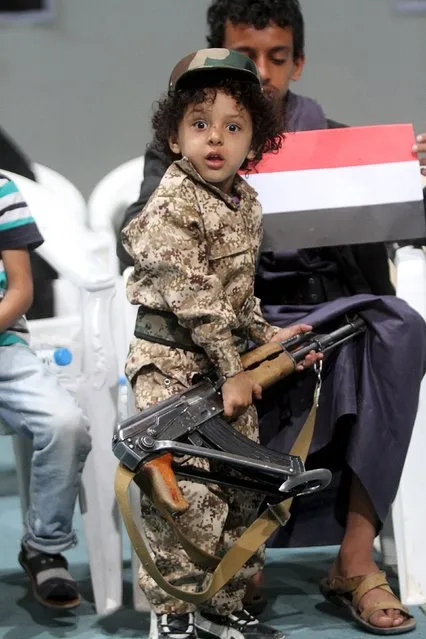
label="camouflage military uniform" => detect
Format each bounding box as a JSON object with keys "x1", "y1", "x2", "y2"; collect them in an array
[{"x1": 122, "y1": 158, "x2": 278, "y2": 615}]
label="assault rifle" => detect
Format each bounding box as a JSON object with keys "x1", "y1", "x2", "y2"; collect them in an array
[{"x1": 113, "y1": 316, "x2": 366, "y2": 515}]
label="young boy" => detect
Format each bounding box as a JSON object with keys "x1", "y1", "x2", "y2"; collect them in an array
[
  {"x1": 121, "y1": 49, "x2": 318, "y2": 639},
  {"x1": 0, "y1": 173, "x2": 91, "y2": 607}
]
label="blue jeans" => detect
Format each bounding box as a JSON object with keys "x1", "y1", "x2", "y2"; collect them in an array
[{"x1": 0, "y1": 343, "x2": 91, "y2": 554}]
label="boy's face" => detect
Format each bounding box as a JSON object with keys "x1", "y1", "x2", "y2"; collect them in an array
[
  {"x1": 222, "y1": 21, "x2": 305, "y2": 103},
  {"x1": 169, "y1": 90, "x2": 254, "y2": 194}
]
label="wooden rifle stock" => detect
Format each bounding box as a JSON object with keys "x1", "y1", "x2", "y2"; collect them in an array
[{"x1": 142, "y1": 453, "x2": 189, "y2": 515}]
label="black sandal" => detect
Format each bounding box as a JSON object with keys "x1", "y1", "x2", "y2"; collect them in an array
[{"x1": 18, "y1": 545, "x2": 81, "y2": 609}]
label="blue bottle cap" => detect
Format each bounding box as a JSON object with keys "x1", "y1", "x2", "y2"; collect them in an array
[
  {"x1": 119, "y1": 375, "x2": 127, "y2": 386},
  {"x1": 53, "y1": 348, "x2": 73, "y2": 366}
]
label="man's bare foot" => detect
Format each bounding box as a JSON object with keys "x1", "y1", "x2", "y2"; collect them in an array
[{"x1": 328, "y1": 553, "x2": 408, "y2": 629}]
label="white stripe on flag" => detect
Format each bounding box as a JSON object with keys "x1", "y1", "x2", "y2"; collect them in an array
[{"x1": 245, "y1": 161, "x2": 422, "y2": 214}]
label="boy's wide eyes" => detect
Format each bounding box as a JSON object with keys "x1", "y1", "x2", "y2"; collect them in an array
[
  {"x1": 227, "y1": 123, "x2": 241, "y2": 133},
  {"x1": 191, "y1": 121, "x2": 241, "y2": 132}
]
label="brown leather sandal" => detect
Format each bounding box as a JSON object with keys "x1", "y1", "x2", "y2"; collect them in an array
[{"x1": 319, "y1": 571, "x2": 416, "y2": 635}]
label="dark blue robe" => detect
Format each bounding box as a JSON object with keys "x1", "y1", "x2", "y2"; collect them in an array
[{"x1": 256, "y1": 250, "x2": 426, "y2": 547}]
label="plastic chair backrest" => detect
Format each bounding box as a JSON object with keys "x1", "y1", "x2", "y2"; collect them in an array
[
  {"x1": 33, "y1": 163, "x2": 87, "y2": 227},
  {"x1": 88, "y1": 157, "x2": 144, "y2": 233},
  {"x1": 1, "y1": 170, "x2": 114, "y2": 290}
]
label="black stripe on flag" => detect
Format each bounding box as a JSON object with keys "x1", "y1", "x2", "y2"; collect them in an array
[{"x1": 262, "y1": 200, "x2": 426, "y2": 251}]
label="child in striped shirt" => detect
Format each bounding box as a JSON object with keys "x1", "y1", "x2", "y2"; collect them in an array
[{"x1": 0, "y1": 173, "x2": 91, "y2": 608}]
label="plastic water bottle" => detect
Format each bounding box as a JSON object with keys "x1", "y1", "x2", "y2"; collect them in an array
[
  {"x1": 36, "y1": 347, "x2": 79, "y2": 400},
  {"x1": 35, "y1": 347, "x2": 75, "y2": 394},
  {"x1": 117, "y1": 374, "x2": 128, "y2": 423},
  {"x1": 37, "y1": 347, "x2": 73, "y2": 370}
]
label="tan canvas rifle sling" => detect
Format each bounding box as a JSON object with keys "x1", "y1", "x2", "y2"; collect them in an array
[{"x1": 115, "y1": 348, "x2": 322, "y2": 604}]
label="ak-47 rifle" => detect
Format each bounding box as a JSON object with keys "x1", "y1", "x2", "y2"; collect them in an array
[{"x1": 113, "y1": 315, "x2": 366, "y2": 515}]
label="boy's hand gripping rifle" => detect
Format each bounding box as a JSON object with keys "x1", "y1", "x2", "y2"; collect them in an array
[{"x1": 113, "y1": 315, "x2": 366, "y2": 603}]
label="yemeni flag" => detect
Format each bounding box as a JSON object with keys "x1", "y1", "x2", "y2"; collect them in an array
[{"x1": 245, "y1": 124, "x2": 425, "y2": 250}]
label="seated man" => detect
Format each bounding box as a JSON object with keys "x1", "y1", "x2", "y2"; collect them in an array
[
  {"x1": 0, "y1": 172, "x2": 91, "y2": 607},
  {"x1": 117, "y1": 0, "x2": 426, "y2": 634}
]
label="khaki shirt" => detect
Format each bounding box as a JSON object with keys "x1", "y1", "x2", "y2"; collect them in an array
[{"x1": 122, "y1": 158, "x2": 277, "y2": 383}]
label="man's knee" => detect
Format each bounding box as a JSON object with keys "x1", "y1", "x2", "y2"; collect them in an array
[
  {"x1": 394, "y1": 299, "x2": 426, "y2": 354},
  {"x1": 404, "y1": 303, "x2": 426, "y2": 340}
]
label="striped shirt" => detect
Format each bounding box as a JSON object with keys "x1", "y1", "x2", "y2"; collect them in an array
[{"x1": 0, "y1": 173, "x2": 44, "y2": 345}]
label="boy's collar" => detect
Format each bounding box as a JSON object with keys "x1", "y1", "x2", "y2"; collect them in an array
[{"x1": 174, "y1": 157, "x2": 258, "y2": 208}]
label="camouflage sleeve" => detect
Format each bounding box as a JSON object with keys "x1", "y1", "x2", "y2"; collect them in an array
[
  {"x1": 123, "y1": 185, "x2": 244, "y2": 379},
  {"x1": 248, "y1": 297, "x2": 280, "y2": 344}
]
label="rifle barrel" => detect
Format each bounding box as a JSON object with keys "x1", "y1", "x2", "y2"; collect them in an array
[
  {"x1": 279, "y1": 331, "x2": 315, "y2": 351},
  {"x1": 291, "y1": 317, "x2": 366, "y2": 363}
]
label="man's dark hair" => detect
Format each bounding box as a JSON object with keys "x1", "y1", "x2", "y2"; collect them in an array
[
  {"x1": 152, "y1": 77, "x2": 284, "y2": 170},
  {"x1": 207, "y1": 0, "x2": 305, "y2": 61}
]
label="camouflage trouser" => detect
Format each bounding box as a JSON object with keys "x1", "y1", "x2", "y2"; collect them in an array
[{"x1": 133, "y1": 366, "x2": 265, "y2": 615}]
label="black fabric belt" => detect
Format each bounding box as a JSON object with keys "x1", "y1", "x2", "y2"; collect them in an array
[
  {"x1": 256, "y1": 273, "x2": 349, "y2": 306},
  {"x1": 134, "y1": 306, "x2": 250, "y2": 354}
]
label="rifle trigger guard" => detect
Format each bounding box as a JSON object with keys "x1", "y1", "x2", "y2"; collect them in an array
[{"x1": 279, "y1": 468, "x2": 332, "y2": 497}]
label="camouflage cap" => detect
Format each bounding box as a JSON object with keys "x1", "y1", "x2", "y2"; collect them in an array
[{"x1": 168, "y1": 48, "x2": 261, "y2": 93}]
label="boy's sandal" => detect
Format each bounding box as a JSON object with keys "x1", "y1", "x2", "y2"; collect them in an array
[
  {"x1": 19, "y1": 546, "x2": 81, "y2": 609},
  {"x1": 319, "y1": 571, "x2": 416, "y2": 635}
]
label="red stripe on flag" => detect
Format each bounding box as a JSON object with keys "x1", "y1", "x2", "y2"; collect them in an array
[{"x1": 250, "y1": 123, "x2": 417, "y2": 174}]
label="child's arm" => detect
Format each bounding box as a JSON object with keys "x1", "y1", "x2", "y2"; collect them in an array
[
  {"x1": 221, "y1": 370, "x2": 262, "y2": 418},
  {"x1": 0, "y1": 175, "x2": 43, "y2": 330},
  {"x1": 248, "y1": 296, "x2": 280, "y2": 344},
  {"x1": 0, "y1": 248, "x2": 33, "y2": 332}
]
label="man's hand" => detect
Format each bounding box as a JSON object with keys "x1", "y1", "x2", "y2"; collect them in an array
[
  {"x1": 413, "y1": 133, "x2": 426, "y2": 177},
  {"x1": 222, "y1": 371, "x2": 262, "y2": 419},
  {"x1": 270, "y1": 323, "x2": 323, "y2": 372}
]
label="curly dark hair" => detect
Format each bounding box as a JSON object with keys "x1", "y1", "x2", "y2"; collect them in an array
[
  {"x1": 207, "y1": 0, "x2": 305, "y2": 61},
  {"x1": 152, "y1": 76, "x2": 284, "y2": 170}
]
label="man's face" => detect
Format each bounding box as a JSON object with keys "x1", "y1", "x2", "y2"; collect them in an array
[{"x1": 222, "y1": 20, "x2": 305, "y2": 102}]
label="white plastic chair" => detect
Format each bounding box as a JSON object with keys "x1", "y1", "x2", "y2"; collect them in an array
[
  {"x1": 28, "y1": 162, "x2": 104, "y2": 316},
  {"x1": 0, "y1": 420, "x2": 33, "y2": 517},
  {"x1": 33, "y1": 162, "x2": 118, "y2": 314},
  {"x1": 31, "y1": 163, "x2": 90, "y2": 315},
  {"x1": 88, "y1": 157, "x2": 144, "y2": 233},
  {"x1": 119, "y1": 267, "x2": 151, "y2": 612},
  {"x1": 87, "y1": 157, "x2": 145, "y2": 275},
  {"x1": 389, "y1": 245, "x2": 426, "y2": 605},
  {"x1": 374, "y1": 172, "x2": 426, "y2": 603},
  {"x1": 1, "y1": 170, "x2": 122, "y2": 615}
]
